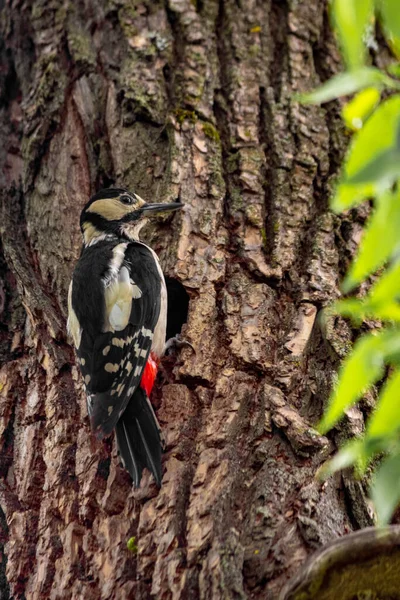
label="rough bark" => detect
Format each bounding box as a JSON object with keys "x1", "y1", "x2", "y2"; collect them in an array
[{"x1": 0, "y1": 0, "x2": 373, "y2": 598}]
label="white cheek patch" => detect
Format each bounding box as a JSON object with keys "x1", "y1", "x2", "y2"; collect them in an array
[{"x1": 87, "y1": 198, "x2": 136, "y2": 221}]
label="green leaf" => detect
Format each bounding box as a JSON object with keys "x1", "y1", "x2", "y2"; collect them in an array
[
  {"x1": 333, "y1": 295, "x2": 400, "y2": 324},
  {"x1": 318, "y1": 439, "x2": 364, "y2": 478},
  {"x1": 333, "y1": 96, "x2": 400, "y2": 212},
  {"x1": 345, "y1": 148, "x2": 400, "y2": 186},
  {"x1": 343, "y1": 189, "x2": 400, "y2": 292},
  {"x1": 364, "y1": 304, "x2": 400, "y2": 322},
  {"x1": 371, "y1": 453, "x2": 400, "y2": 524},
  {"x1": 367, "y1": 369, "x2": 400, "y2": 439},
  {"x1": 369, "y1": 261, "x2": 400, "y2": 307},
  {"x1": 330, "y1": 298, "x2": 367, "y2": 324},
  {"x1": 331, "y1": 0, "x2": 374, "y2": 69},
  {"x1": 319, "y1": 329, "x2": 400, "y2": 433},
  {"x1": 387, "y1": 63, "x2": 400, "y2": 78},
  {"x1": 343, "y1": 87, "x2": 380, "y2": 130},
  {"x1": 331, "y1": 261, "x2": 400, "y2": 323},
  {"x1": 359, "y1": 261, "x2": 400, "y2": 322},
  {"x1": 299, "y1": 68, "x2": 387, "y2": 105},
  {"x1": 377, "y1": 0, "x2": 400, "y2": 58}
]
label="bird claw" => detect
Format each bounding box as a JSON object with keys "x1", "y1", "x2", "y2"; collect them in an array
[{"x1": 164, "y1": 333, "x2": 195, "y2": 355}]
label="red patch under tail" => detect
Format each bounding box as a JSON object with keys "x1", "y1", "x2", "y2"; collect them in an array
[{"x1": 140, "y1": 353, "x2": 158, "y2": 397}]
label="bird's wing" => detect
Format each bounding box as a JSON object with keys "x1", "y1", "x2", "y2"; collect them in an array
[{"x1": 69, "y1": 241, "x2": 162, "y2": 437}]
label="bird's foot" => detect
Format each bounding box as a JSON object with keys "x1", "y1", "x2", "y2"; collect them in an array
[{"x1": 164, "y1": 333, "x2": 195, "y2": 355}]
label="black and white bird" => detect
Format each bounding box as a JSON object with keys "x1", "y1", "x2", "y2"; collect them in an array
[{"x1": 67, "y1": 188, "x2": 182, "y2": 487}]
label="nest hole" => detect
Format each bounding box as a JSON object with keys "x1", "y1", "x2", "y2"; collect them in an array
[{"x1": 165, "y1": 277, "x2": 189, "y2": 340}]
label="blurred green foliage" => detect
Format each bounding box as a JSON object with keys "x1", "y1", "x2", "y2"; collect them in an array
[{"x1": 302, "y1": 0, "x2": 400, "y2": 525}]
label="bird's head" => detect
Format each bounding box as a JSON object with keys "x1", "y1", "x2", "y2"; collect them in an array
[{"x1": 80, "y1": 188, "x2": 183, "y2": 245}]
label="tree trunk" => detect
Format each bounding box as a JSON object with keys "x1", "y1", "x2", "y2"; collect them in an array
[{"x1": 0, "y1": 0, "x2": 372, "y2": 598}]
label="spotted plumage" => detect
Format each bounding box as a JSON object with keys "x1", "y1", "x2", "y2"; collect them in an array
[{"x1": 67, "y1": 188, "x2": 183, "y2": 486}]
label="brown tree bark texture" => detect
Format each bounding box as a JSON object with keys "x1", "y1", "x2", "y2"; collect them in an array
[{"x1": 0, "y1": 0, "x2": 373, "y2": 598}]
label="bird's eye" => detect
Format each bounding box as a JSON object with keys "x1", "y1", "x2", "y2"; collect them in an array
[{"x1": 120, "y1": 194, "x2": 134, "y2": 205}]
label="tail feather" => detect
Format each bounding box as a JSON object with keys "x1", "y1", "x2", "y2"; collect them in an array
[
  {"x1": 120, "y1": 421, "x2": 141, "y2": 485},
  {"x1": 115, "y1": 387, "x2": 162, "y2": 487}
]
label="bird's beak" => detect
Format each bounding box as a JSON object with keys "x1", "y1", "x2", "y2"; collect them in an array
[{"x1": 140, "y1": 202, "x2": 183, "y2": 216}]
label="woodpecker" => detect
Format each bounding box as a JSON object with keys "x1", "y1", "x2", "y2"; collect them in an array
[{"x1": 67, "y1": 188, "x2": 183, "y2": 487}]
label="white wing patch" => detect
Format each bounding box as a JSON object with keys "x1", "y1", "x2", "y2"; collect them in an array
[
  {"x1": 109, "y1": 303, "x2": 130, "y2": 331},
  {"x1": 102, "y1": 243, "x2": 127, "y2": 286},
  {"x1": 130, "y1": 279, "x2": 142, "y2": 299},
  {"x1": 67, "y1": 281, "x2": 82, "y2": 349},
  {"x1": 104, "y1": 258, "x2": 142, "y2": 333}
]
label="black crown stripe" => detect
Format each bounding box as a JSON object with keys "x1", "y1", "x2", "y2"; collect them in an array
[{"x1": 90, "y1": 188, "x2": 130, "y2": 202}]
